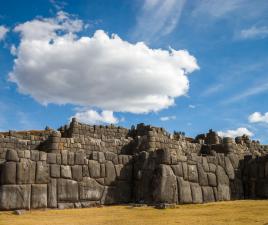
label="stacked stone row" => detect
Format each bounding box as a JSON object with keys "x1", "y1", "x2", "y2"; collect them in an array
[
  {"x1": 144, "y1": 130, "x2": 202, "y2": 154},
  {"x1": 0, "y1": 149, "x2": 133, "y2": 210},
  {"x1": 58, "y1": 137, "x2": 133, "y2": 155},
  {"x1": 0, "y1": 136, "x2": 49, "y2": 160},
  {"x1": 66, "y1": 121, "x2": 129, "y2": 140},
  {"x1": 134, "y1": 149, "x2": 243, "y2": 204}
]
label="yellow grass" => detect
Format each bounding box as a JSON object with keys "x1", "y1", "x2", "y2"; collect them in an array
[{"x1": 0, "y1": 200, "x2": 268, "y2": 225}]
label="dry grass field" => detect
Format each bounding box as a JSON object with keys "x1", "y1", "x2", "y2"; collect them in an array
[{"x1": 0, "y1": 200, "x2": 268, "y2": 225}]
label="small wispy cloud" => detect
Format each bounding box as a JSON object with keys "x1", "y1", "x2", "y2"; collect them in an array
[
  {"x1": 188, "y1": 104, "x2": 196, "y2": 109},
  {"x1": 132, "y1": 0, "x2": 186, "y2": 42},
  {"x1": 222, "y1": 82, "x2": 268, "y2": 104},
  {"x1": 192, "y1": 0, "x2": 244, "y2": 18},
  {"x1": 0, "y1": 25, "x2": 8, "y2": 41},
  {"x1": 49, "y1": 0, "x2": 67, "y2": 10},
  {"x1": 201, "y1": 84, "x2": 224, "y2": 97},
  {"x1": 248, "y1": 112, "x2": 268, "y2": 124},
  {"x1": 238, "y1": 26, "x2": 268, "y2": 39},
  {"x1": 160, "y1": 115, "x2": 176, "y2": 121}
]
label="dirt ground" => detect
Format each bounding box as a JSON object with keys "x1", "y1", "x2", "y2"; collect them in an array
[{"x1": 0, "y1": 200, "x2": 268, "y2": 225}]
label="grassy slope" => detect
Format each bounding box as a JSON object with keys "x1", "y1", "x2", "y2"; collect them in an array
[{"x1": 0, "y1": 200, "x2": 268, "y2": 225}]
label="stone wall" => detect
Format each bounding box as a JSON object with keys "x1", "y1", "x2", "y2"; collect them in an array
[
  {"x1": 133, "y1": 149, "x2": 245, "y2": 204},
  {"x1": 0, "y1": 149, "x2": 133, "y2": 210},
  {"x1": 0, "y1": 120, "x2": 267, "y2": 210}
]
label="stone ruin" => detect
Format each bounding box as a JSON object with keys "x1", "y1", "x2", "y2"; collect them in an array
[{"x1": 0, "y1": 118, "x2": 267, "y2": 210}]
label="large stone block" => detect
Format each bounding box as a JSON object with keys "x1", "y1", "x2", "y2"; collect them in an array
[
  {"x1": 17, "y1": 159, "x2": 36, "y2": 184},
  {"x1": 56, "y1": 154, "x2": 61, "y2": 164},
  {"x1": 208, "y1": 173, "x2": 217, "y2": 187},
  {"x1": 57, "y1": 179, "x2": 79, "y2": 202},
  {"x1": 182, "y1": 162, "x2": 188, "y2": 180},
  {"x1": 155, "y1": 149, "x2": 171, "y2": 164},
  {"x1": 217, "y1": 184, "x2": 231, "y2": 201},
  {"x1": 101, "y1": 163, "x2": 106, "y2": 177},
  {"x1": 171, "y1": 162, "x2": 183, "y2": 177},
  {"x1": 36, "y1": 161, "x2": 49, "y2": 183},
  {"x1": 217, "y1": 154, "x2": 225, "y2": 168},
  {"x1": 209, "y1": 163, "x2": 216, "y2": 173},
  {"x1": 88, "y1": 160, "x2": 101, "y2": 178},
  {"x1": 39, "y1": 151, "x2": 47, "y2": 161},
  {"x1": 82, "y1": 165, "x2": 89, "y2": 177},
  {"x1": 225, "y1": 157, "x2": 235, "y2": 180},
  {"x1": 72, "y1": 165, "x2": 83, "y2": 181},
  {"x1": 202, "y1": 186, "x2": 215, "y2": 203},
  {"x1": 48, "y1": 179, "x2": 57, "y2": 208},
  {"x1": 216, "y1": 163, "x2": 230, "y2": 201},
  {"x1": 197, "y1": 163, "x2": 208, "y2": 186},
  {"x1": 98, "y1": 152, "x2": 106, "y2": 163},
  {"x1": 31, "y1": 184, "x2": 47, "y2": 208},
  {"x1": 230, "y1": 178, "x2": 244, "y2": 200},
  {"x1": 68, "y1": 152, "x2": 75, "y2": 165},
  {"x1": 152, "y1": 165, "x2": 178, "y2": 204},
  {"x1": 0, "y1": 185, "x2": 31, "y2": 210},
  {"x1": 24, "y1": 150, "x2": 30, "y2": 159},
  {"x1": 104, "y1": 161, "x2": 116, "y2": 185},
  {"x1": 47, "y1": 153, "x2": 56, "y2": 164},
  {"x1": 202, "y1": 157, "x2": 210, "y2": 172},
  {"x1": 115, "y1": 164, "x2": 123, "y2": 178},
  {"x1": 105, "y1": 152, "x2": 118, "y2": 165},
  {"x1": 177, "y1": 177, "x2": 192, "y2": 204},
  {"x1": 1, "y1": 161, "x2": 16, "y2": 184},
  {"x1": 190, "y1": 183, "x2": 203, "y2": 203},
  {"x1": 228, "y1": 154, "x2": 239, "y2": 169},
  {"x1": 188, "y1": 164, "x2": 198, "y2": 183},
  {"x1": 6, "y1": 150, "x2": 19, "y2": 162},
  {"x1": 31, "y1": 150, "x2": 40, "y2": 162},
  {"x1": 79, "y1": 177, "x2": 104, "y2": 201},
  {"x1": 115, "y1": 164, "x2": 132, "y2": 181},
  {"x1": 61, "y1": 165, "x2": 72, "y2": 179},
  {"x1": 116, "y1": 181, "x2": 131, "y2": 203},
  {"x1": 50, "y1": 164, "x2": 60, "y2": 178},
  {"x1": 75, "y1": 152, "x2": 85, "y2": 165},
  {"x1": 61, "y1": 151, "x2": 68, "y2": 165},
  {"x1": 216, "y1": 165, "x2": 229, "y2": 185},
  {"x1": 100, "y1": 186, "x2": 116, "y2": 205}
]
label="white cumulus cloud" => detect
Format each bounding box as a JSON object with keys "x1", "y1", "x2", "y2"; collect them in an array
[
  {"x1": 160, "y1": 115, "x2": 176, "y2": 121},
  {"x1": 73, "y1": 110, "x2": 118, "y2": 125},
  {"x1": 248, "y1": 112, "x2": 268, "y2": 123},
  {"x1": 9, "y1": 12, "x2": 199, "y2": 115},
  {"x1": 0, "y1": 25, "x2": 8, "y2": 41},
  {"x1": 218, "y1": 127, "x2": 253, "y2": 138}
]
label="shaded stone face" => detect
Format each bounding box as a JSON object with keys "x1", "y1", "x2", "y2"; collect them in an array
[
  {"x1": 152, "y1": 165, "x2": 178, "y2": 204},
  {"x1": 79, "y1": 177, "x2": 104, "y2": 201}
]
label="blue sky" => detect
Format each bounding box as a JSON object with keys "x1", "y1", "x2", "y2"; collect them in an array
[{"x1": 0, "y1": 0, "x2": 268, "y2": 143}]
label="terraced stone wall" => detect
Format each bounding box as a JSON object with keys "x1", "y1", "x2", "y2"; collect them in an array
[{"x1": 0, "y1": 121, "x2": 267, "y2": 210}]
